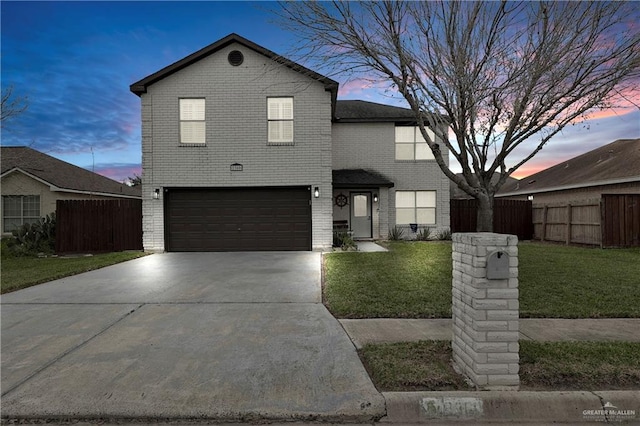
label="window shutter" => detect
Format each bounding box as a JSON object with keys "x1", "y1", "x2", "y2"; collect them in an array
[
  {"x1": 268, "y1": 98, "x2": 293, "y2": 120},
  {"x1": 181, "y1": 122, "x2": 206, "y2": 144},
  {"x1": 395, "y1": 127, "x2": 415, "y2": 143},
  {"x1": 416, "y1": 191, "x2": 436, "y2": 207},
  {"x1": 396, "y1": 191, "x2": 416, "y2": 208},
  {"x1": 180, "y1": 99, "x2": 205, "y2": 120},
  {"x1": 179, "y1": 99, "x2": 205, "y2": 144},
  {"x1": 268, "y1": 97, "x2": 294, "y2": 143}
]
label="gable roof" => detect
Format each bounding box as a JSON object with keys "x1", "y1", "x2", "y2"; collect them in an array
[
  {"x1": 1, "y1": 146, "x2": 141, "y2": 198},
  {"x1": 498, "y1": 138, "x2": 640, "y2": 196},
  {"x1": 129, "y1": 33, "x2": 338, "y2": 105}
]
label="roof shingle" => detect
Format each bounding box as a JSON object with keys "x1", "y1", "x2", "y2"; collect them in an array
[
  {"x1": 499, "y1": 138, "x2": 640, "y2": 195},
  {"x1": 1, "y1": 146, "x2": 141, "y2": 198},
  {"x1": 332, "y1": 169, "x2": 394, "y2": 188}
]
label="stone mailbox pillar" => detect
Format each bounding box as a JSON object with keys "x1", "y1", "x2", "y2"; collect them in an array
[{"x1": 451, "y1": 233, "x2": 519, "y2": 389}]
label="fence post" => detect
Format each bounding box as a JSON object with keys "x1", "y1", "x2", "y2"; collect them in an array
[
  {"x1": 452, "y1": 232, "x2": 519, "y2": 390},
  {"x1": 541, "y1": 205, "x2": 548, "y2": 242},
  {"x1": 566, "y1": 204, "x2": 572, "y2": 245}
]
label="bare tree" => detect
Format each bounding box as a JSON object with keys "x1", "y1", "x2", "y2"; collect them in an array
[
  {"x1": 1, "y1": 85, "x2": 28, "y2": 128},
  {"x1": 277, "y1": 1, "x2": 640, "y2": 231},
  {"x1": 127, "y1": 174, "x2": 142, "y2": 187}
]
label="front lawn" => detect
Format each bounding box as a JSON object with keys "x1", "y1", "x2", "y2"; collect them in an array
[
  {"x1": 324, "y1": 242, "x2": 452, "y2": 318},
  {"x1": 519, "y1": 243, "x2": 640, "y2": 318},
  {"x1": 360, "y1": 340, "x2": 640, "y2": 391},
  {"x1": 1, "y1": 251, "x2": 147, "y2": 294},
  {"x1": 323, "y1": 241, "x2": 640, "y2": 318}
]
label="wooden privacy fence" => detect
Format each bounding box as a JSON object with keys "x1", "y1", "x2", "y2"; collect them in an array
[
  {"x1": 450, "y1": 199, "x2": 534, "y2": 240},
  {"x1": 56, "y1": 199, "x2": 142, "y2": 254},
  {"x1": 534, "y1": 200, "x2": 601, "y2": 246},
  {"x1": 533, "y1": 194, "x2": 640, "y2": 247},
  {"x1": 601, "y1": 194, "x2": 640, "y2": 248}
]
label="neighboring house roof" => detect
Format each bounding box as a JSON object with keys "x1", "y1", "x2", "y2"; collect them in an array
[
  {"x1": 129, "y1": 33, "x2": 339, "y2": 109},
  {"x1": 333, "y1": 169, "x2": 395, "y2": 188},
  {"x1": 451, "y1": 173, "x2": 519, "y2": 199},
  {"x1": 498, "y1": 138, "x2": 640, "y2": 197},
  {"x1": 1, "y1": 146, "x2": 141, "y2": 199}
]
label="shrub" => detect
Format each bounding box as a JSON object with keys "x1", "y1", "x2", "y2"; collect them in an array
[
  {"x1": 6, "y1": 213, "x2": 56, "y2": 256},
  {"x1": 388, "y1": 226, "x2": 405, "y2": 240},
  {"x1": 437, "y1": 228, "x2": 452, "y2": 241},
  {"x1": 416, "y1": 227, "x2": 432, "y2": 241},
  {"x1": 333, "y1": 231, "x2": 358, "y2": 250}
]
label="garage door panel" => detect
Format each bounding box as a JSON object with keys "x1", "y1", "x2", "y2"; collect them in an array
[{"x1": 166, "y1": 187, "x2": 311, "y2": 251}]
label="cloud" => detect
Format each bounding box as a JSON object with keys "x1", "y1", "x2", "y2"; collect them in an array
[
  {"x1": 337, "y1": 77, "x2": 401, "y2": 101},
  {"x1": 1, "y1": 3, "x2": 143, "y2": 164},
  {"x1": 506, "y1": 109, "x2": 640, "y2": 178},
  {"x1": 91, "y1": 163, "x2": 142, "y2": 183}
]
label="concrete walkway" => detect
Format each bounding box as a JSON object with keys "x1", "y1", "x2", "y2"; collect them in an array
[
  {"x1": 356, "y1": 241, "x2": 388, "y2": 252},
  {"x1": 339, "y1": 318, "x2": 640, "y2": 348}
]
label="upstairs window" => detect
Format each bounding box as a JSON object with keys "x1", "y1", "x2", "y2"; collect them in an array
[
  {"x1": 395, "y1": 191, "x2": 436, "y2": 225},
  {"x1": 395, "y1": 126, "x2": 436, "y2": 160},
  {"x1": 180, "y1": 98, "x2": 205, "y2": 144},
  {"x1": 2, "y1": 195, "x2": 40, "y2": 232},
  {"x1": 267, "y1": 97, "x2": 293, "y2": 144}
]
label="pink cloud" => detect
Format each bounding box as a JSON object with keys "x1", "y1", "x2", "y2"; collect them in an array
[
  {"x1": 93, "y1": 164, "x2": 142, "y2": 183},
  {"x1": 338, "y1": 78, "x2": 391, "y2": 97}
]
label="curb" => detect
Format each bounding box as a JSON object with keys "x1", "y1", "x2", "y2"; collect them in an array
[{"x1": 379, "y1": 390, "x2": 640, "y2": 424}]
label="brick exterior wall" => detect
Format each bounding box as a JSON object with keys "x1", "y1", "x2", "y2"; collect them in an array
[
  {"x1": 451, "y1": 232, "x2": 520, "y2": 389},
  {"x1": 332, "y1": 122, "x2": 450, "y2": 238},
  {"x1": 140, "y1": 42, "x2": 333, "y2": 251}
]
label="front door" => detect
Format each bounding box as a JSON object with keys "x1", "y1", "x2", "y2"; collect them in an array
[{"x1": 350, "y1": 192, "x2": 372, "y2": 239}]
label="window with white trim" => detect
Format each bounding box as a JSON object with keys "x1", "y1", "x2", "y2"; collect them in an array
[
  {"x1": 267, "y1": 97, "x2": 293, "y2": 144},
  {"x1": 2, "y1": 195, "x2": 40, "y2": 232},
  {"x1": 395, "y1": 191, "x2": 436, "y2": 225},
  {"x1": 180, "y1": 98, "x2": 206, "y2": 144},
  {"x1": 395, "y1": 126, "x2": 436, "y2": 160}
]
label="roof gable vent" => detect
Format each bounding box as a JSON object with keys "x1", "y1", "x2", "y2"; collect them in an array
[{"x1": 228, "y1": 50, "x2": 244, "y2": 66}]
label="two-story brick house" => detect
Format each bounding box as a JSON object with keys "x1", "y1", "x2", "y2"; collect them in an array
[{"x1": 130, "y1": 33, "x2": 449, "y2": 252}]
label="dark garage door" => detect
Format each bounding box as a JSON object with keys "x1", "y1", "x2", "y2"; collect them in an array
[{"x1": 166, "y1": 187, "x2": 312, "y2": 251}]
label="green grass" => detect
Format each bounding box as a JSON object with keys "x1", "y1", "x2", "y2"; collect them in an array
[
  {"x1": 359, "y1": 340, "x2": 472, "y2": 391},
  {"x1": 518, "y1": 242, "x2": 640, "y2": 318},
  {"x1": 1, "y1": 251, "x2": 147, "y2": 294},
  {"x1": 323, "y1": 241, "x2": 640, "y2": 318},
  {"x1": 360, "y1": 340, "x2": 640, "y2": 391},
  {"x1": 324, "y1": 241, "x2": 452, "y2": 318},
  {"x1": 519, "y1": 341, "x2": 640, "y2": 390}
]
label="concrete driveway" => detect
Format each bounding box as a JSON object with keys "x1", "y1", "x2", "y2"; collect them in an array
[{"x1": 1, "y1": 252, "x2": 384, "y2": 422}]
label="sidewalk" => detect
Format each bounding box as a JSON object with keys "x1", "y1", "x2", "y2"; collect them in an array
[{"x1": 339, "y1": 318, "x2": 640, "y2": 348}]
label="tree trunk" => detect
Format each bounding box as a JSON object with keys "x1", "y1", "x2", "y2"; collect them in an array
[{"x1": 476, "y1": 194, "x2": 494, "y2": 232}]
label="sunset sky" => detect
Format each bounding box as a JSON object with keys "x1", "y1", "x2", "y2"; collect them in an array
[{"x1": 2, "y1": 1, "x2": 639, "y2": 182}]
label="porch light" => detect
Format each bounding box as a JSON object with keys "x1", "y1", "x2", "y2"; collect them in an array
[
  {"x1": 153, "y1": 188, "x2": 160, "y2": 200},
  {"x1": 527, "y1": 195, "x2": 534, "y2": 201},
  {"x1": 373, "y1": 194, "x2": 379, "y2": 203},
  {"x1": 314, "y1": 187, "x2": 320, "y2": 198}
]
